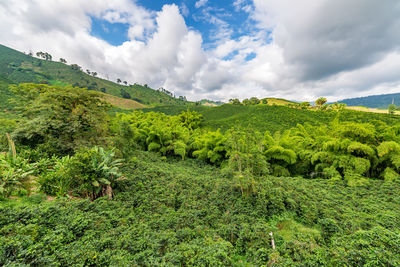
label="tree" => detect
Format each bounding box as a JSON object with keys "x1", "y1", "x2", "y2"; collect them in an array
[
  {"x1": 249, "y1": 97, "x2": 261, "y2": 105},
  {"x1": 86, "y1": 69, "x2": 91, "y2": 75},
  {"x1": 192, "y1": 130, "x2": 227, "y2": 165},
  {"x1": 70, "y1": 64, "x2": 82, "y2": 71},
  {"x1": 229, "y1": 98, "x2": 241, "y2": 105},
  {"x1": 263, "y1": 131, "x2": 296, "y2": 176},
  {"x1": 44, "y1": 52, "x2": 52, "y2": 61},
  {"x1": 388, "y1": 104, "x2": 398, "y2": 114},
  {"x1": 242, "y1": 99, "x2": 251, "y2": 106},
  {"x1": 117, "y1": 78, "x2": 122, "y2": 84},
  {"x1": 123, "y1": 81, "x2": 127, "y2": 85},
  {"x1": 241, "y1": 97, "x2": 260, "y2": 105},
  {"x1": 224, "y1": 128, "x2": 269, "y2": 196},
  {"x1": 59, "y1": 58, "x2": 67, "y2": 63},
  {"x1": 178, "y1": 111, "x2": 203, "y2": 130},
  {"x1": 300, "y1": 102, "x2": 311, "y2": 109},
  {"x1": 92, "y1": 72, "x2": 97, "y2": 77},
  {"x1": 36, "y1": 52, "x2": 52, "y2": 61},
  {"x1": 261, "y1": 98, "x2": 268, "y2": 105},
  {"x1": 10, "y1": 83, "x2": 110, "y2": 155},
  {"x1": 120, "y1": 88, "x2": 131, "y2": 99},
  {"x1": 36, "y1": 51, "x2": 43, "y2": 58},
  {"x1": 315, "y1": 97, "x2": 327, "y2": 107}
]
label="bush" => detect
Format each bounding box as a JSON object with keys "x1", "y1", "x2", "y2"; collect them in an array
[
  {"x1": 0, "y1": 153, "x2": 35, "y2": 198},
  {"x1": 39, "y1": 147, "x2": 123, "y2": 200}
]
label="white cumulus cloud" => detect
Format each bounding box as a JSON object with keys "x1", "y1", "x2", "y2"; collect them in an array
[{"x1": 0, "y1": 0, "x2": 400, "y2": 102}]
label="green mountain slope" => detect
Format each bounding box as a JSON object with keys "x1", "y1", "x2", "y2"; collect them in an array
[
  {"x1": 0, "y1": 44, "x2": 186, "y2": 106},
  {"x1": 144, "y1": 104, "x2": 400, "y2": 133},
  {"x1": 339, "y1": 93, "x2": 400, "y2": 109}
]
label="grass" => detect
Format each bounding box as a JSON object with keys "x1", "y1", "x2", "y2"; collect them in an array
[
  {"x1": 346, "y1": 106, "x2": 400, "y2": 115},
  {"x1": 266, "y1": 98, "x2": 296, "y2": 106},
  {"x1": 100, "y1": 93, "x2": 147, "y2": 110}
]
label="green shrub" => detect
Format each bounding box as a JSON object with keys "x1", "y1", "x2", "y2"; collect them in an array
[
  {"x1": 39, "y1": 147, "x2": 123, "y2": 200},
  {"x1": 0, "y1": 154, "x2": 35, "y2": 198}
]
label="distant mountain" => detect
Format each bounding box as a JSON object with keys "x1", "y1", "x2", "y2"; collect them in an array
[
  {"x1": 338, "y1": 93, "x2": 400, "y2": 109},
  {"x1": 0, "y1": 44, "x2": 187, "y2": 108}
]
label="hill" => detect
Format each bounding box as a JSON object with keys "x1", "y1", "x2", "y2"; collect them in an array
[
  {"x1": 0, "y1": 44, "x2": 186, "y2": 107},
  {"x1": 265, "y1": 97, "x2": 296, "y2": 106},
  {"x1": 144, "y1": 104, "x2": 400, "y2": 133},
  {"x1": 198, "y1": 99, "x2": 224, "y2": 106},
  {"x1": 339, "y1": 92, "x2": 400, "y2": 109}
]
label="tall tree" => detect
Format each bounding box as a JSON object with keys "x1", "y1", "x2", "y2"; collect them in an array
[
  {"x1": 10, "y1": 84, "x2": 110, "y2": 155},
  {"x1": 316, "y1": 97, "x2": 327, "y2": 107}
]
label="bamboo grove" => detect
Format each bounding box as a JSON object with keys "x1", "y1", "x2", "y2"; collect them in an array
[{"x1": 113, "y1": 110, "x2": 400, "y2": 188}]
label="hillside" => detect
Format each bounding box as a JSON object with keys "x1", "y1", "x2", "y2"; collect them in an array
[
  {"x1": 2, "y1": 150, "x2": 400, "y2": 266},
  {"x1": 339, "y1": 92, "x2": 400, "y2": 109},
  {"x1": 266, "y1": 97, "x2": 296, "y2": 106},
  {"x1": 3, "y1": 82, "x2": 400, "y2": 265},
  {"x1": 144, "y1": 104, "x2": 400, "y2": 133},
  {"x1": 0, "y1": 44, "x2": 186, "y2": 107},
  {"x1": 198, "y1": 99, "x2": 224, "y2": 106}
]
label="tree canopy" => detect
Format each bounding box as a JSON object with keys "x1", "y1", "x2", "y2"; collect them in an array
[{"x1": 10, "y1": 83, "x2": 110, "y2": 155}]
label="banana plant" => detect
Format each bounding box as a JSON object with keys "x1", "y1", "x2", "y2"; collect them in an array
[{"x1": 0, "y1": 157, "x2": 35, "y2": 198}]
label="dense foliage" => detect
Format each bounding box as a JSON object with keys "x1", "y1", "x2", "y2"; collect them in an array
[
  {"x1": 1, "y1": 151, "x2": 400, "y2": 266},
  {"x1": 2, "y1": 81, "x2": 400, "y2": 265},
  {"x1": 114, "y1": 110, "x2": 400, "y2": 186},
  {"x1": 144, "y1": 103, "x2": 400, "y2": 133},
  {"x1": 39, "y1": 147, "x2": 123, "y2": 200},
  {"x1": 11, "y1": 83, "x2": 110, "y2": 155}
]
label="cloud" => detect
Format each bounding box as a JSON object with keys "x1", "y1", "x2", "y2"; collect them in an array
[
  {"x1": 0, "y1": 0, "x2": 400, "y2": 102},
  {"x1": 180, "y1": 3, "x2": 190, "y2": 17},
  {"x1": 253, "y1": 0, "x2": 400, "y2": 80},
  {"x1": 195, "y1": 0, "x2": 208, "y2": 9},
  {"x1": 0, "y1": 1, "x2": 205, "y2": 95},
  {"x1": 233, "y1": 0, "x2": 252, "y2": 13}
]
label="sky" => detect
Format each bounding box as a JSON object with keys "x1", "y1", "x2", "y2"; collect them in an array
[{"x1": 1, "y1": 0, "x2": 400, "y2": 102}]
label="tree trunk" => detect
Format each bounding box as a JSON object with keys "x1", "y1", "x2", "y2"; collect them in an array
[{"x1": 105, "y1": 185, "x2": 113, "y2": 200}]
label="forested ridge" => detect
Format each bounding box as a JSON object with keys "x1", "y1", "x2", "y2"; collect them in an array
[
  {"x1": 0, "y1": 44, "x2": 186, "y2": 107},
  {"x1": 1, "y1": 83, "x2": 400, "y2": 266}
]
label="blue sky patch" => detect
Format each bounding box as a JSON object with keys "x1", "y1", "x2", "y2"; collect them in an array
[
  {"x1": 90, "y1": 16, "x2": 130, "y2": 46},
  {"x1": 90, "y1": 0, "x2": 257, "y2": 49},
  {"x1": 245, "y1": 52, "x2": 256, "y2": 61}
]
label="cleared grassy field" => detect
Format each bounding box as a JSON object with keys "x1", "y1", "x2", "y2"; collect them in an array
[
  {"x1": 101, "y1": 93, "x2": 147, "y2": 110},
  {"x1": 346, "y1": 106, "x2": 400, "y2": 115}
]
